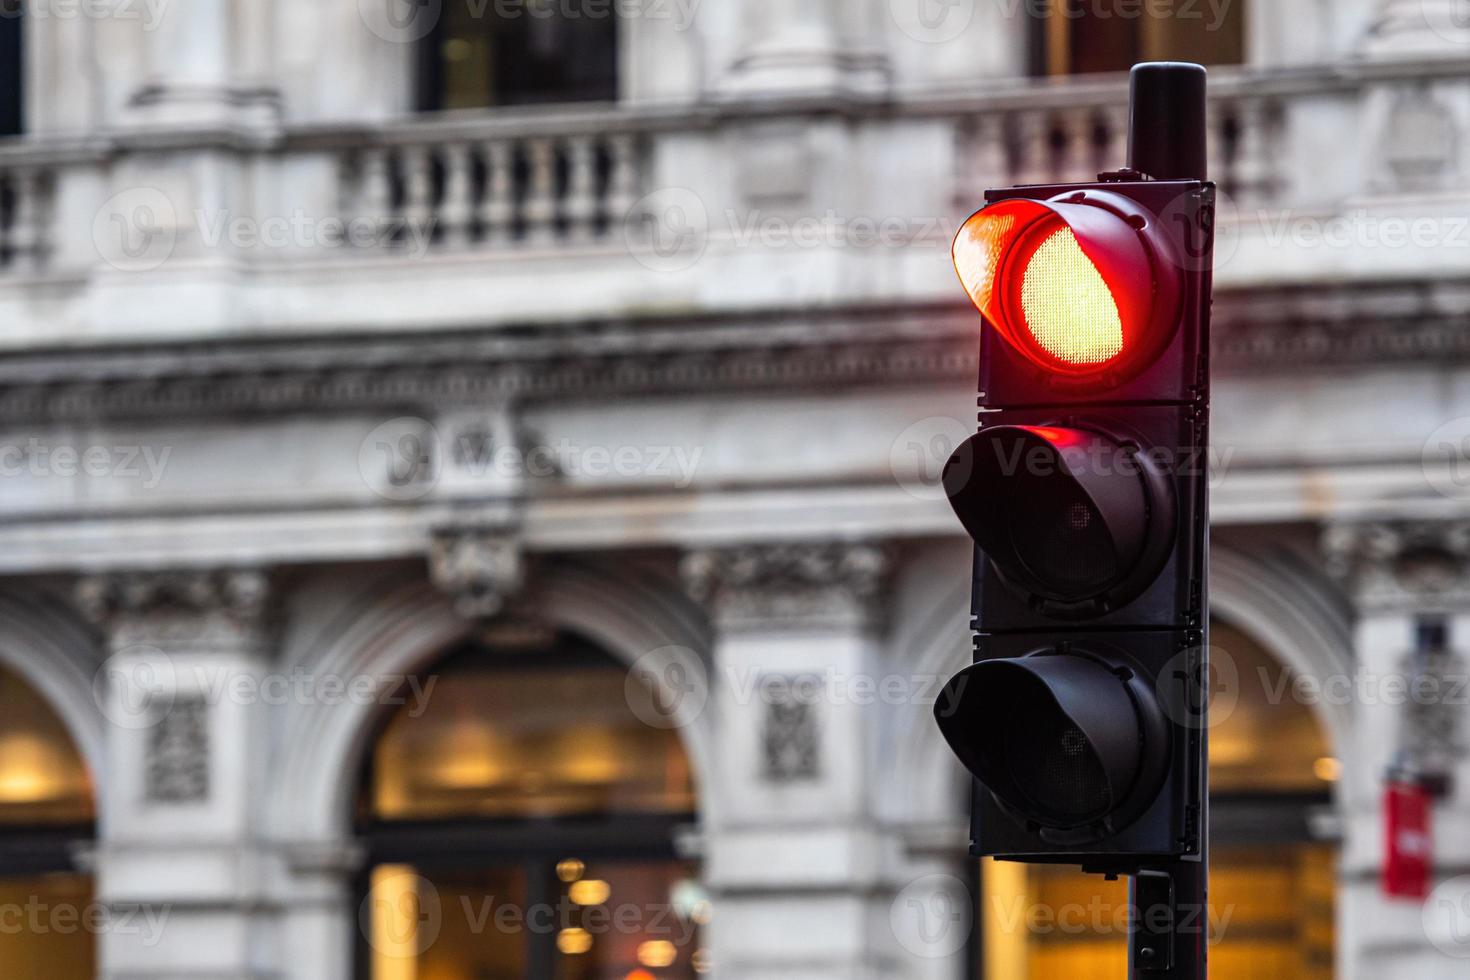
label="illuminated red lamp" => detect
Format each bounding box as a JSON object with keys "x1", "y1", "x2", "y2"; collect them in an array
[{"x1": 952, "y1": 190, "x2": 1182, "y2": 383}]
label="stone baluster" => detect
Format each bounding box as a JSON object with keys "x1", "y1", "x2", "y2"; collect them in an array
[
  {"x1": 523, "y1": 138, "x2": 559, "y2": 246},
  {"x1": 357, "y1": 147, "x2": 394, "y2": 250},
  {"x1": 563, "y1": 135, "x2": 599, "y2": 243},
  {"x1": 399, "y1": 145, "x2": 435, "y2": 253},
  {"x1": 1101, "y1": 105, "x2": 1130, "y2": 173},
  {"x1": 479, "y1": 141, "x2": 515, "y2": 247},
  {"x1": 1057, "y1": 108, "x2": 1095, "y2": 183},
  {"x1": 1231, "y1": 98, "x2": 1273, "y2": 204},
  {"x1": 1014, "y1": 110, "x2": 1053, "y2": 187},
  {"x1": 440, "y1": 142, "x2": 475, "y2": 249},
  {"x1": 604, "y1": 134, "x2": 640, "y2": 228},
  {"x1": 7, "y1": 169, "x2": 45, "y2": 271}
]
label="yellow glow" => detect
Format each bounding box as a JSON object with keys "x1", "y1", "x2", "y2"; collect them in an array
[
  {"x1": 692, "y1": 949, "x2": 713, "y2": 974},
  {"x1": 638, "y1": 940, "x2": 678, "y2": 968},
  {"x1": 557, "y1": 928, "x2": 594, "y2": 955},
  {"x1": 569, "y1": 879, "x2": 611, "y2": 906},
  {"x1": 954, "y1": 212, "x2": 1017, "y2": 311},
  {"x1": 556, "y1": 858, "x2": 586, "y2": 883},
  {"x1": 1313, "y1": 757, "x2": 1342, "y2": 782},
  {"x1": 0, "y1": 735, "x2": 67, "y2": 804},
  {"x1": 369, "y1": 865, "x2": 422, "y2": 980},
  {"x1": 690, "y1": 899, "x2": 713, "y2": 925},
  {"x1": 1020, "y1": 227, "x2": 1124, "y2": 366}
]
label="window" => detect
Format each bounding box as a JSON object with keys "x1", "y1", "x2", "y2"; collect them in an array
[
  {"x1": 0, "y1": 0, "x2": 22, "y2": 136},
  {"x1": 1035, "y1": 0, "x2": 1245, "y2": 76},
  {"x1": 358, "y1": 634, "x2": 706, "y2": 980},
  {"x1": 977, "y1": 618, "x2": 1337, "y2": 980},
  {"x1": 0, "y1": 666, "x2": 97, "y2": 979},
  {"x1": 419, "y1": 0, "x2": 619, "y2": 111}
]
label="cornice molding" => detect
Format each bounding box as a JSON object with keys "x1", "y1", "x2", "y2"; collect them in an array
[{"x1": 0, "y1": 281, "x2": 1463, "y2": 423}]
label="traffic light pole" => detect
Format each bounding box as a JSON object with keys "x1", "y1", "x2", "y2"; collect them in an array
[{"x1": 1125, "y1": 62, "x2": 1209, "y2": 980}]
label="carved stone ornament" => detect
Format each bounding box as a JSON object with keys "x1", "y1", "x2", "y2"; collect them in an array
[
  {"x1": 428, "y1": 528, "x2": 526, "y2": 620},
  {"x1": 1322, "y1": 520, "x2": 1470, "y2": 612},
  {"x1": 75, "y1": 568, "x2": 272, "y2": 652},
  {"x1": 681, "y1": 541, "x2": 889, "y2": 632}
]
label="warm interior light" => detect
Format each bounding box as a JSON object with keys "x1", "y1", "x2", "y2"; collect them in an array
[
  {"x1": 1020, "y1": 227, "x2": 1125, "y2": 366},
  {"x1": 637, "y1": 940, "x2": 678, "y2": 968},
  {"x1": 1313, "y1": 757, "x2": 1342, "y2": 782},
  {"x1": 569, "y1": 879, "x2": 611, "y2": 906},
  {"x1": 557, "y1": 928, "x2": 594, "y2": 955}
]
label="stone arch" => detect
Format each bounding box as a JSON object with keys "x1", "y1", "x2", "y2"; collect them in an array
[
  {"x1": 269, "y1": 558, "x2": 716, "y2": 844},
  {"x1": 0, "y1": 589, "x2": 107, "y2": 817}
]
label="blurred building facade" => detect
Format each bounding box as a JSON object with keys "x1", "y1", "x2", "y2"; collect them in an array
[{"x1": 0, "y1": 1, "x2": 1468, "y2": 978}]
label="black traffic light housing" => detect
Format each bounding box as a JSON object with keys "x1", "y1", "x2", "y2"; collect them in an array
[{"x1": 933, "y1": 64, "x2": 1214, "y2": 884}]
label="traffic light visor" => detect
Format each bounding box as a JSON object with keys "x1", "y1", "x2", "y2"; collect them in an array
[
  {"x1": 934, "y1": 652, "x2": 1170, "y2": 833},
  {"x1": 953, "y1": 192, "x2": 1180, "y2": 381},
  {"x1": 942, "y1": 426, "x2": 1176, "y2": 615}
]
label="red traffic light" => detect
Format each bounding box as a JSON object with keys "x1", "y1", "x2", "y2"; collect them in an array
[{"x1": 952, "y1": 190, "x2": 1183, "y2": 383}]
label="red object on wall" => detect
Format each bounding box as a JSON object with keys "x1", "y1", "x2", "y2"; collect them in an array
[{"x1": 1384, "y1": 780, "x2": 1433, "y2": 899}]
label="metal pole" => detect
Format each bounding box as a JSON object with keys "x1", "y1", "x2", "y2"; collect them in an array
[{"x1": 1125, "y1": 59, "x2": 1209, "y2": 980}]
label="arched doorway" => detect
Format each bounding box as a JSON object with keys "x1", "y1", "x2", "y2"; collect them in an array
[
  {"x1": 354, "y1": 629, "x2": 708, "y2": 979},
  {"x1": 0, "y1": 663, "x2": 96, "y2": 978},
  {"x1": 979, "y1": 615, "x2": 1339, "y2": 979}
]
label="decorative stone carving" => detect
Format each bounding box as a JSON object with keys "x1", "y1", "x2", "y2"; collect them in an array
[
  {"x1": 76, "y1": 567, "x2": 273, "y2": 652},
  {"x1": 1378, "y1": 88, "x2": 1459, "y2": 193},
  {"x1": 146, "y1": 696, "x2": 210, "y2": 804},
  {"x1": 682, "y1": 541, "x2": 889, "y2": 632},
  {"x1": 1322, "y1": 520, "x2": 1470, "y2": 612},
  {"x1": 760, "y1": 675, "x2": 822, "y2": 783},
  {"x1": 429, "y1": 527, "x2": 525, "y2": 620}
]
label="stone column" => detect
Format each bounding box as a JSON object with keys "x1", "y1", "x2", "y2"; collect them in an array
[
  {"x1": 683, "y1": 542, "x2": 947, "y2": 979},
  {"x1": 126, "y1": 0, "x2": 279, "y2": 130},
  {"x1": 719, "y1": 0, "x2": 889, "y2": 98},
  {"x1": 78, "y1": 568, "x2": 281, "y2": 980},
  {"x1": 1323, "y1": 520, "x2": 1470, "y2": 979}
]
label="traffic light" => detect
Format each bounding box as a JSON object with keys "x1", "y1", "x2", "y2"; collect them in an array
[{"x1": 934, "y1": 63, "x2": 1214, "y2": 880}]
